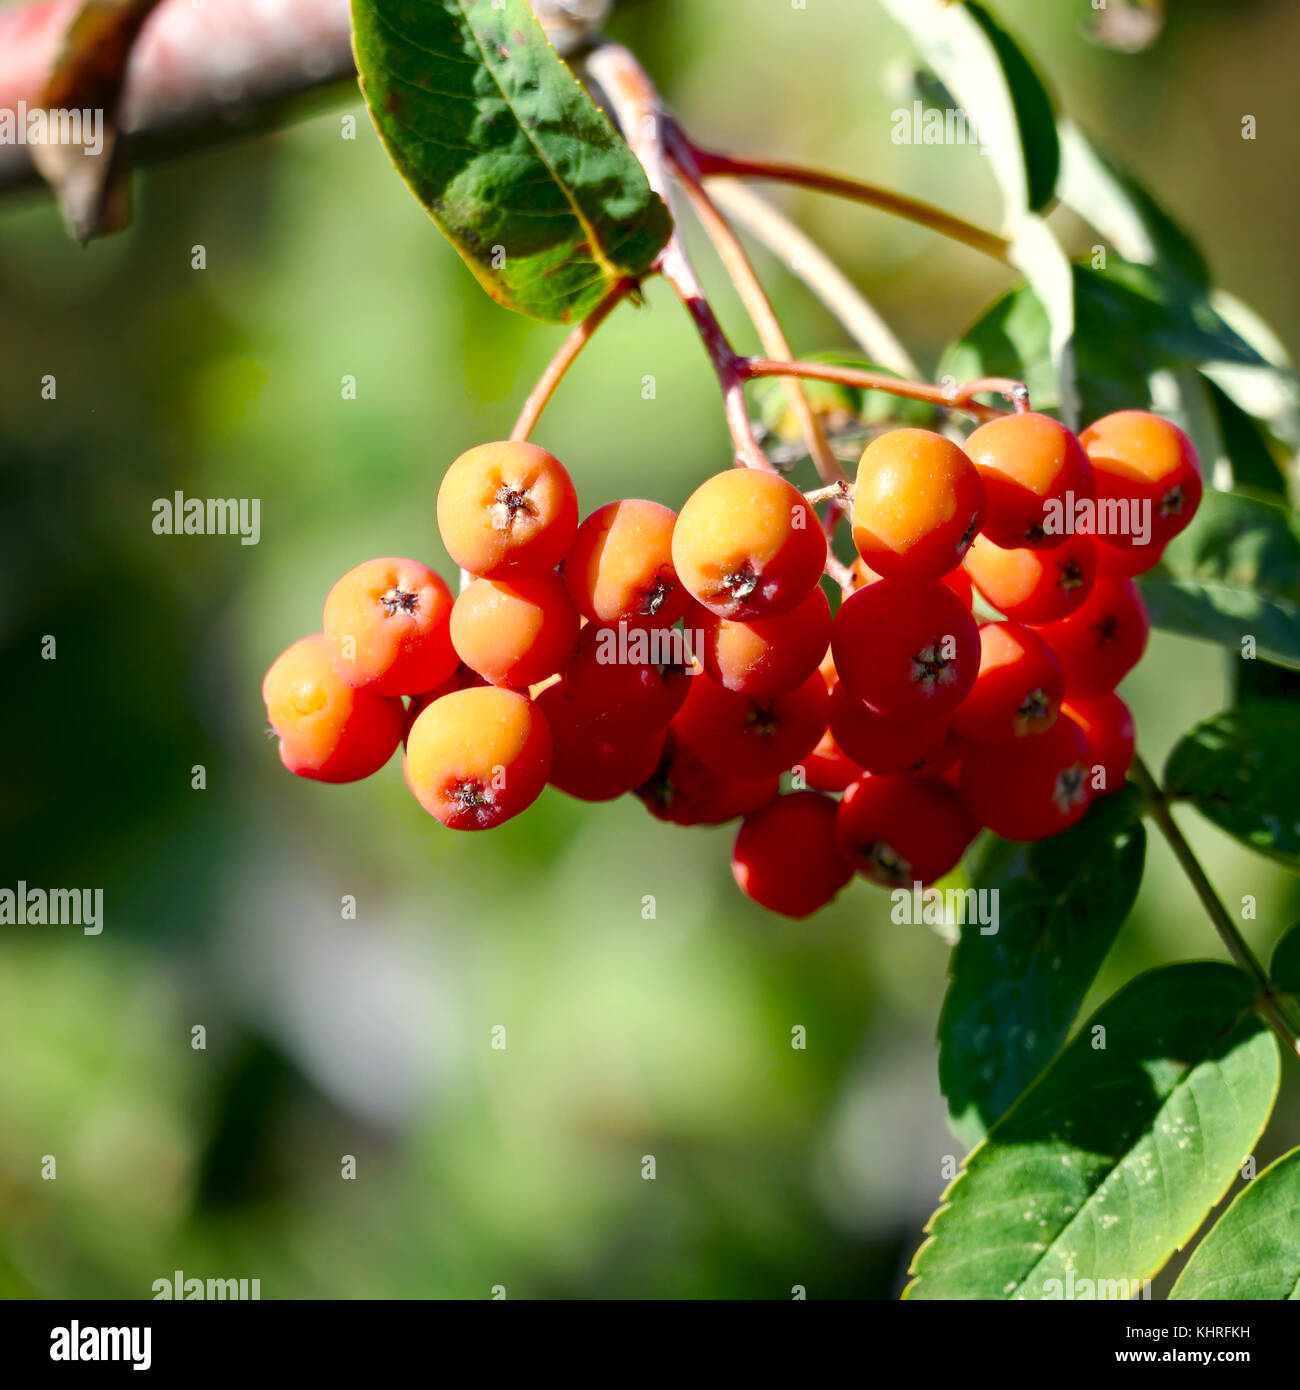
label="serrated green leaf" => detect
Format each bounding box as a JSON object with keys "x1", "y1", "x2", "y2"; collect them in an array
[
  {"x1": 907, "y1": 963, "x2": 1280, "y2": 1300},
  {"x1": 351, "y1": 0, "x2": 671, "y2": 323},
  {"x1": 878, "y1": 0, "x2": 1059, "y2": 215},
  {"x1": 1171, "y1": 1148, "x2": 1300, "y2": 1299},
  {"x1": 1164, "y1": 705, "x2": 1300, "y2": 870},
  {"x1": 940, "y1": 787, "x2": 1146, "y2": 1147},
  {"x1": 1139, "y1": 489, "x2": 1300, "y2": 668}
]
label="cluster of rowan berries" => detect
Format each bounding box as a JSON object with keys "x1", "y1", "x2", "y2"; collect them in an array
[{"x1": 261, "y1": 407, "x2": 1200, "y2": 919}]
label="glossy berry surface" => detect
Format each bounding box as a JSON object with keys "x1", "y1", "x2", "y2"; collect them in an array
[
  {"x1": 949, "y1": 620, "x2": 1064, "y2": 744},
  {"x1": 732, "y1": 792, "x2": 853, "y2": 919},
  {"x1": 960, "y1": 714, "x2": 1093, "y2": 841},
  {"x1": 563, "y1": 498, "x2": 690, "y2": 628},
  {"x1": 835, "y1": 773, "x2": 977, "y2": 888}
]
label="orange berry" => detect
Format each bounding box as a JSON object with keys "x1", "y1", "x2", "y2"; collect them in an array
[
  {"x1": 672, "y1": 469, "x2": 826, "y2": 619},
  {"x1": 404, "y1": 686, "x2": 551, "y2": 829},
  {"x1": 851, "y1": 428, "x2": 986, "y2": 580},
  {"x1": 322, "y1": 557, "x2": 456, "y2": 696},
  {"x1": 1036, "y1": 579, "x2": 1150, "y2": 696},
  {"x1": 696, "y1": 583, "x2": 832, "y2": 696},
  {"x1": 828, "y1": 681, "x2": 949, "y2": 774},
  {"x1": 731, "y1": 792, "x2": 854, "y2": 919},
  {"x1": 850, "y1": 553, "x2": 973, "y2": 609},
  {"x1": 949, "y1": 620, "x2": 1065, "y2": 744},
  {"x1": 960, "y1": 714, "x2": 1092, "y2": 841},
  {"x1": 963, "y1": 411, "x2": 1094, "y2": 549},
  {"x1": 436, "y1": 441, "x2": 578, "y2": 577},
  {"x1": 563, "y1": 499, "x2": 689, "y2": 627},
  {"x1": 1079, "y1": 410, "x2": 1202, "y2": 551},
  {"x1": 1061, "y1": 692, "x2": 1135, "y2": 796},
  {"x1": 835, "y1": 773, "x2": 977, "y2": 887},
  {"x1": 831, "y1": 578, "x2": 980, "y2": 724},
  {"x1": 672, "y1": 669, "x2": 829, "y2": 780},
  {"x1": 963, "y1": 532, "x2": 1096, "y2": 625},
  {"x1": 450, "y1": 572, "x2": 580, "y2": 688},
  {"x1": 636, "y1": 732, "x2": 779, "y2": 826},
  {"x1": 263, "y1": 634, "x2": 405, "y2": 783}
]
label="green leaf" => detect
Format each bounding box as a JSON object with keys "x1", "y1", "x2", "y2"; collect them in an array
[
  {"x1": 1204, "y1": 376, "x2": 1289, "y2": 496},
  {"x1": 1270, "y1": 923, "x2": 1300, "y2": 997},
  {"x1": 942, "y1": 261, "x2": 1268, "y2": 425},
  {"x1": 1171, "y1": 1148, "x2": 1300, "y2": 1299},
  {"x1": 1057, "y1": 121, "x2": 1209, "y2": 287},
  {"x1": 351, "y1": 0, "x2": 671, "y2": 323},
  {"x1": 906, "y1": 963, "x2": 1280, "y2": 1300},
  {"x1": 878, "y1": 0, "x2": 1059, "y2": 215},
  {"x1": 940, "y1": 788, "x2": 1146, "y2": 1147},
  {"x1": 1164, "y1": 705, "x2": 1300, "y2": 870},
  {"x1": 1139, "y1": 489, "x2": 1300, "y2": 669}
]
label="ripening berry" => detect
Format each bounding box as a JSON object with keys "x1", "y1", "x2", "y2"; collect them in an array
[
  {"x1": 436, "y1": 440, "x2": 578, "y2": 577},
  {"x1": 563, "y1": 498, "x2": 690, "y2": 628},
  {"x1": 963, "y1": 412, "x2": 1094, "y2": 549},
  {"x1": 672, "y1": 669, "x2": 830, "y2": 780},
  {"x1": 1061, "y1": 692, "x2": 1135, "y2": 795},
  {"x1": 404, "y1": 686, "x2": 551, "y2": 829},
  {"x1": 1079, "y1": 410, "x2": 1203, "y2": 551},
  {"x1": 535, "y1": 682, "x2": 666, "y2": 802},
  {"x1": 450, "y1": 572, "x2": 580, "y2": 688},
  {"x1": 696, "y1": 583, "x2": 832, "y2": 696},
  {"x1": 731, "y1": 792, "x2": 854, "y2": 919},
  {"x1": 835, "y1": 773, "x2": 977, "y2": 888},
  {"x1": 851, "y1": 428, "x2": 986, "y2": 580},
  {"x1": 1090, "y1": 532, "x2": 1166, "y2": 579},
  {"x1": 949, "y1": 620, "x2": 1064, "y2": 744},
  {"x1": 404, "y1": 664, "x2": 489, "y2": 741},
  {"x1": 960, "y1": 714, "x2": 1092, "y2": 841},
  {"x1": 1037, "y1": 579, "x2": 1150, "y2": 696},
  {"x1": 672, "y1": 469, "x2": 827, "y2": 619},
  {"x1": 563, "y1": 620, "x2": 694, "y2": 734},
  {"x1": 263, "y1": 634, "x2": 405, "y2": 783},
  {"x1": 831, "y1": 577, "x2": 980, "y2": 724},
  {"x1": 636, "y1": 732, "x2": 779, "y2": 826},
  {"x1": 828, "y1": 681, "x2": 949, "y2": 774},
  {"x1": 850, "y1": 554, "x2": 974, "y2": 610},
  {"x1": 322, "y1": 557, "x2": 457, "y2": 696},
  {"x1": 963, "y1": 532, "x2": 1096, "y2": 625}
]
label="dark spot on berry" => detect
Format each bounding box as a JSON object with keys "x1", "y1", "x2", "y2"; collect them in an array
[
  {"x1": 1091, "y1": 615, "x2": 1120, "y2": 647},
  {"x1": 450, "y1": 779, "x2": 488, "y2": 810},
  {"x1": 491, "y1": 484, "x2": 536, "y2": 532},
  {"x1": 1057, "y1": 558, "x2": 1085, "y2": 592},
  {"x1": 638, "y1": 575, "x2": 674, "y2": 617},
  {"x1": 380, "y1": 586, "x2": 420, "y2": 617},
  {"x1": 744, "y1": 701, "x2": 781, "y2": 740},
  {"x1": 1024, "y1": 521, "x2": 1048, "y2": 545},
  {"x1": 1160, "y1": 484, "x2": 1185, "y2": 518},
  {"x1": 723, "y1": 562, "x2": 758, "y2": 602},
  {"x1": 862, "y1": 840, "x2": 911, "y2": 887},
  {"x1": 957, "y1": 512, "x2": 981, "y2": 553}
]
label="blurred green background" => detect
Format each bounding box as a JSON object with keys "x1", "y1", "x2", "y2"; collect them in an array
[{"x1": 1, "y1": 0, "x2": 1298, "y2": 1299}]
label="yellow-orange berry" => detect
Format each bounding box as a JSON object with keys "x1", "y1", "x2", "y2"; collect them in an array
[
  {"x1": 563, "y1": 498, "x2": 690, "y2": 627},
  {"x1": 450, "y1": 572, "x2": 580, "y2": 687}
]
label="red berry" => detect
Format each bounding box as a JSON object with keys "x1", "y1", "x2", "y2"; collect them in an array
[
  {"x1": 963, "y1": 532, "x2": 1097, "y2": 625},
  {"x1": 963, "y1": 411, "x2": 1094, "y2": 549},
  {"x1": 831, "y1": 577, "x2": 980, "y2": 723},
  {"x1": 835, "y1": 774, "x2": 977, "y2": 887},
  {"x1": 672, "y1": 669, "x2": 830, "y2": 779},
  {"x1": 959, "y1": 715, "x2": 1093, "y2": 841},
  {"x1": 732, "y1": 792, "x2": 854, "y2": 919},
  {"x1": 1036, "y1": 579, "x2": 1150, "y2": 696},
  {"x1": 563, "y1": 620, "x2": 695, "y2": 734},
  {"x1": 828, "y1": 681, "x2": 949, "y2": 774},
  {"x1": 801, "y1": 723, "x2": 860, "y2": 792},
  {"x1": 536, "y1": 682, "x2": 666, "y2": 802},
  {"x1": 696, "y1": 583, "x2": 832, "y2": 696},
  {"x1": 636, "y1": 733, "x2": 779, "y2": 826},
  {"x1": 852, "y1": 428, "x2": 986, "y2": 580},
  {"x1": 1061, "y1": 693, "x2": 1135, "y2": 796},
  {"x1": 850, "y1": 553, "x2": 974, "y2": 609},
  {"x1": 949, "y1": 620, "x2": 1065, "y2": 744}
]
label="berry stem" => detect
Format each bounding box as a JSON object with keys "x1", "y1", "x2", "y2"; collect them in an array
[
  {"x1": 1131, "y1": 753, "x2": 1300, "y2": 1062},
  {"x1": 586, "y1": 42, "x2": 774, "y2": 473},
  {"x1": 686, "y1": 144, "x2": 1011, "y2": 264},
  {"x1": 664, "y1": 124, "x2": 848, "y2": 489},
  {"x1": 704, "y1": 178, "x2": 923, "y2": 380},
  {"x1": 510, "y1": 275, "x2": 637, "y2": 442},
  {"x1": 738, "y1": 357, "x2": 1017, "y2": 422}
]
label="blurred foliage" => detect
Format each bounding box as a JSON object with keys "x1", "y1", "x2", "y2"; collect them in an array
[{"x1": 0, "y1": 0, "x2": 1298, "y2": 1299}]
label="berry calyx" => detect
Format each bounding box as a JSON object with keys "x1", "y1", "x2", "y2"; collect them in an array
[
  {"x1": 949, "y1": 620, "x2": 1065, "y2": 744},
  {"x1": 835, "y1": 773, "x2": 977, "y2": 887},
  {"x1": 1036, "y1": 578, "x2": 1150, "y2": 696},
  {"x1": 963, "y1": 531, "x2": 1097, "y2": 625},
  {"x1": 959, "y1": 714, "x2": 1093, "y2": 841},
  {"x1": 563, "y1": 498, "x2": 690, "y2": 628},
  {"x1": 672, "y1": 668, "x2": 829, "y2": 779}
]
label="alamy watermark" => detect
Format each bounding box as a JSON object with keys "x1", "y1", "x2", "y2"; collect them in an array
[
  {"x1": 891, "y1": 101, "x2": 991, "y2": 154},
  {"x1": 0, "y1": 883, "x2": 102, "y2": 935},
  {"x1": 0, "y1": 102, "x2": 104, "y2": 157},
  {"x1": 152, "y1": 492, "x2": 261, "y2": 545},
  {"x1": 891, "y1": 881, "x2": 999, "y2": 935}
]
